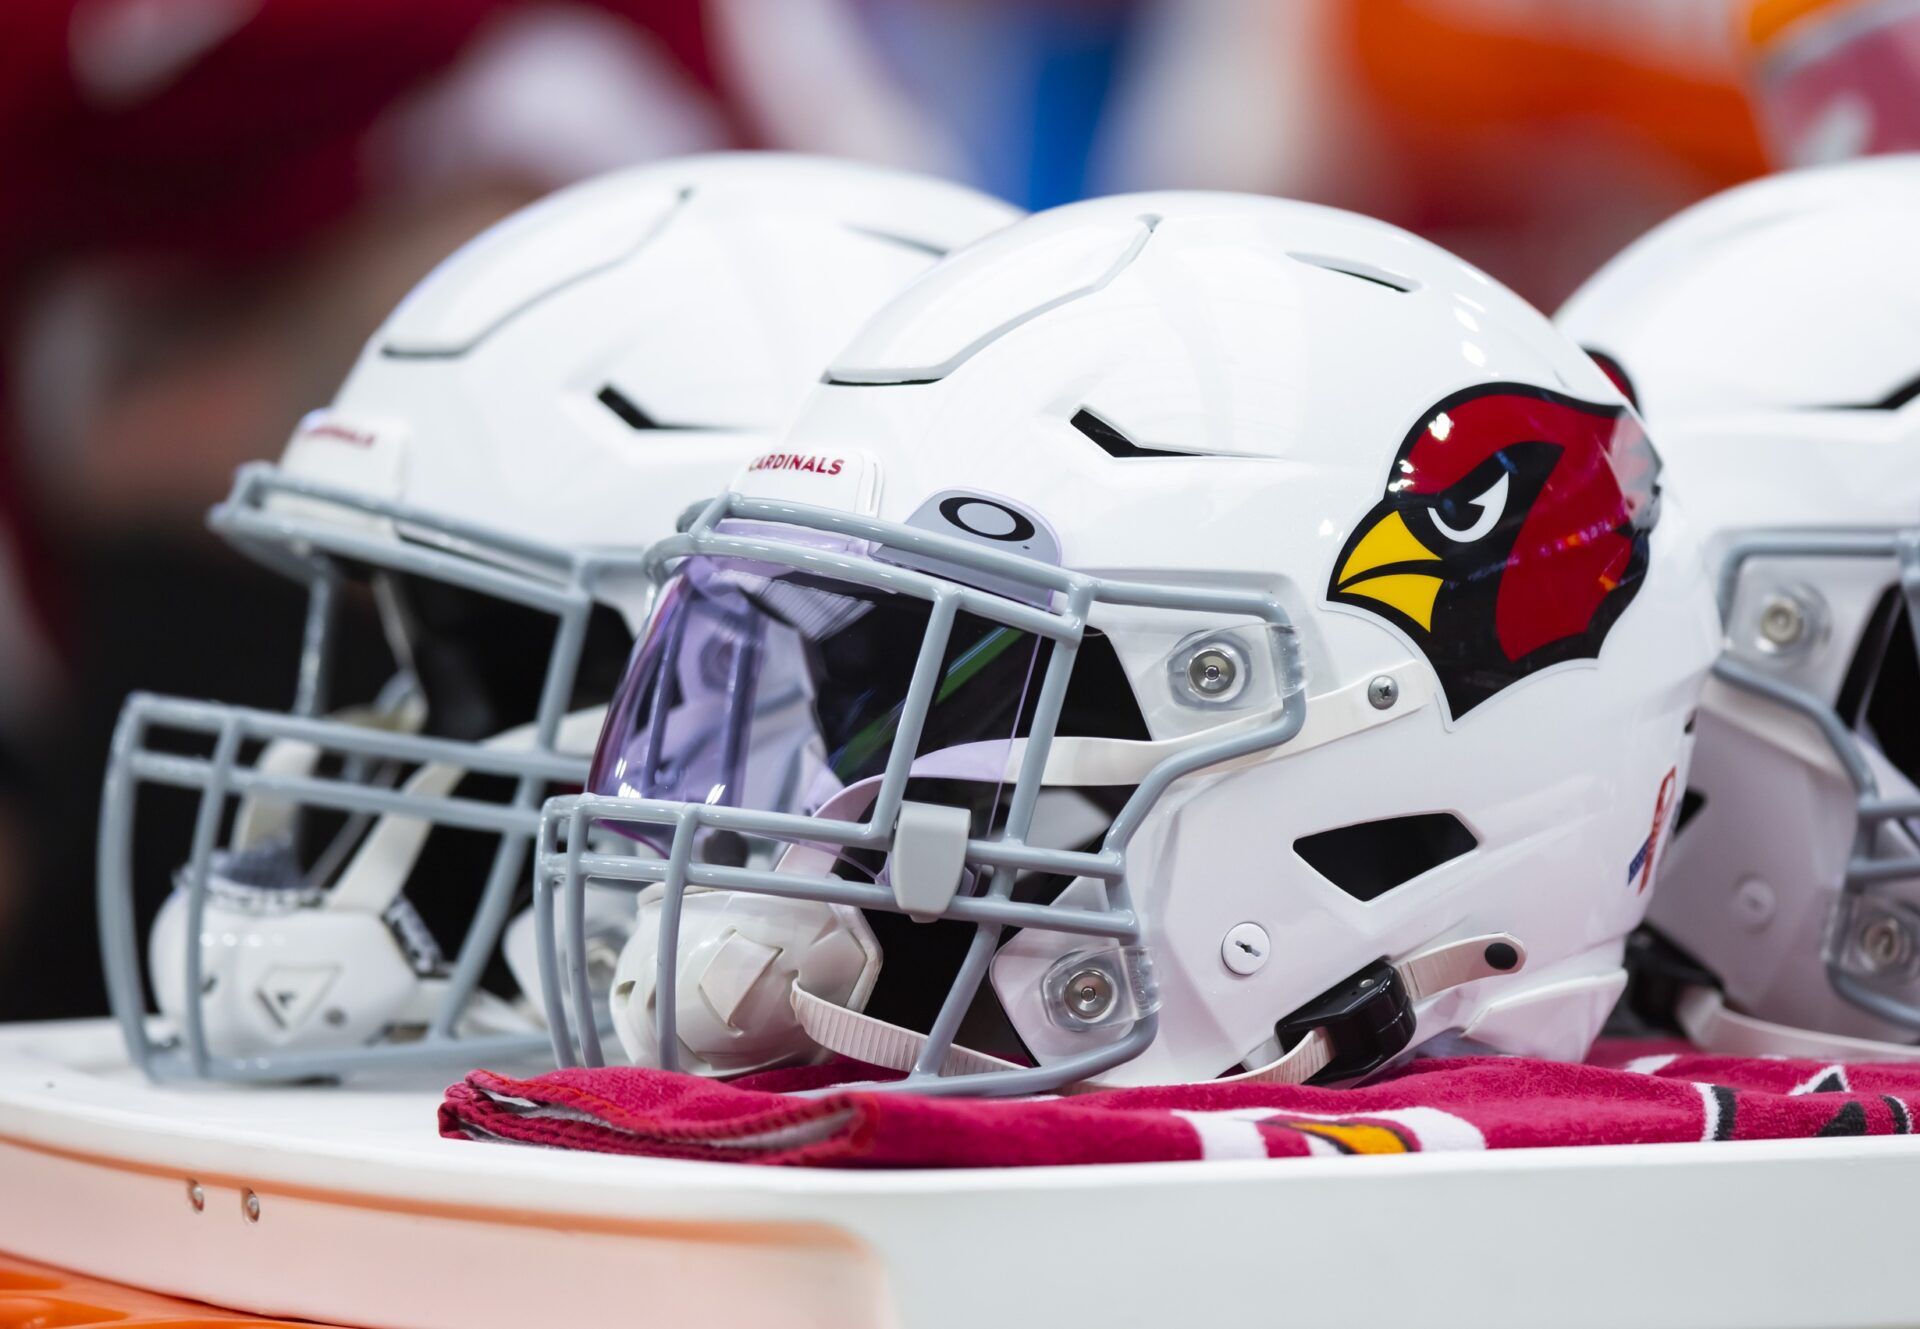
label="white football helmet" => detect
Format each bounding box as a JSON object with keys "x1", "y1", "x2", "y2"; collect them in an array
[
  {"x1": 98, "y1": 153, "x2": 1020, "y2": 1083},
  {"x1": 1559, "y1": 155, "x2": 1920, "y2": 1061},
  {"x1": 533, "y1": 192, "x2": 1719, "y2": 1096}
]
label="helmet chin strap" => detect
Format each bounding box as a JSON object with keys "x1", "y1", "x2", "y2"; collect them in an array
[
  {"x1": 791, "y1": 983, "x2": 1022, "y2": 1078},
  {"x1": 791, "y1": 931, "x2": 1527, "y2": 1091},
  {"x1": 1676, "y1": 984, "x2": 1920, "y2": 1063}
]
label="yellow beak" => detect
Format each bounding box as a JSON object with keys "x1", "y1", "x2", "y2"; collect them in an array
[{"x1": 1336, "y1": 509, "x2": 1443, "y2": 631}]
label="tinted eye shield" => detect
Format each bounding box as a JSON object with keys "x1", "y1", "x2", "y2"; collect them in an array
[
  {"x1": 587, "y1": 562, "x2": 1060, "y2": 834},
  {"x1": 533, "y1": 492, "x2": 1312, "y2": 1096}
]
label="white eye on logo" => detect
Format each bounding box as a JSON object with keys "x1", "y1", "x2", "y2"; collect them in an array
[{"x1": 1428, "y1": 470, "x2": 1509, "y2": 543}]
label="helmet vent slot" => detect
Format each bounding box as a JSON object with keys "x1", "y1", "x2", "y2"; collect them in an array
[
  {"x1": 843, "y1": 222, "x2": 948, "y2": 258},
  {"x1": 1877, "y1": 373, "x2": 1920, "y2": 412},
  {"x1": 1829, "y1": 371, "x2": 1920, "y2": 413},
  {"x1": 597, "y1": 385, "x2": 660, "y2": 430},
  {"x1": 1288, "y1": 252, "x2": 1419, "y2": 294},
  {"x1": 1294, "y1": 813, "x2": 1476, "y2": 902},
  {"x1": 1070, "y1": 408, "x2": 1186, "y2": 460},
  {"x1": 597, "y1": 385, "x2": 724, "y2": 433}
]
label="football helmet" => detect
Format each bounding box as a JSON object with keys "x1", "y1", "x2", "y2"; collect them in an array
[
  {"x1": 1560, "y1": 155, "x2": 1920, "y2": 1061},
  {"x1": 98, "y1": 153, "x2": 1020, "y2": 1082},
  {"x1": 532, "y1": 192, "x2": 1719, "y2": 1096}
]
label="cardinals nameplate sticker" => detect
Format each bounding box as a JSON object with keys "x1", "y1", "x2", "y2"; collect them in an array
[
  {"x1": 1329, "y1": 383, "x2": 1660, "y2": 719},
  {"x1": 732, "y1": 447, "x2": 879, "y2": 513}
]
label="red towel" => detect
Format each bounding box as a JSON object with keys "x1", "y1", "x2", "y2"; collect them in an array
[{"x1": 439, "y1": 1042, "x2": 1920, "y2": 1168}]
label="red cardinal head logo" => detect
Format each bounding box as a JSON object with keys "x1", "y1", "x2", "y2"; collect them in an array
[{"x1": 1329, "y1": 384, "x2": 1660, "y2": 718}]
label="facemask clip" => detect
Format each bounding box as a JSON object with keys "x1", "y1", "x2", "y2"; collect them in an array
[{"x1": 888, "y1": 800, "x2": 974, "y2": 922}]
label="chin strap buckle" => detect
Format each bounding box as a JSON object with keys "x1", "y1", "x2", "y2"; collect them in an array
[
  {"x1": 1225, "y1": 932, "x2": 1526, "y2": 1087},
  {"x1": 1273, "y1": 959, "x2": 1416, "y2": 1084}
]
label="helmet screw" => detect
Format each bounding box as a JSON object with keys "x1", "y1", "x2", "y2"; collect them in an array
[
  {"x1": 1186, "y1": 648, "x2": 1239, "y2": 698},
  {"x1": 1367, "y1": 675, "x2": 1399, "y2": 710},
  {"x1": 1758, "y1": 595, "x2": 1806, "y2": 649},
  {"x1": 1862, "y1": 917, "x2": 1912, "y2": 972},
  {"x1": 1733, "y1": 878, "x2": 1776, "y2": 931},
  {"x1": 186, "y1": 1180, "x2": 205, "y2": 1213},
  {"x1": 242, "y1": 1189, "x2": 261, "y2": 1223},
  {"x1": 1066, "y1": 968, "x2": 1116, "y2": 1021},
  {"x1": 1222, "y1": 922, "x2": 1271, "y2": 976}
]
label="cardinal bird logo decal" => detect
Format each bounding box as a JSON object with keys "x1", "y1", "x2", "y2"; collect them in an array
[{"x1": 1329, "y1": 383, "x2": 1660, "y2": 719}]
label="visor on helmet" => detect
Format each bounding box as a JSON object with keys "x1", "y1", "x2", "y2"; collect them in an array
[{"x1": 588, "y1": 550, "x2": 1152, "y2": 858}]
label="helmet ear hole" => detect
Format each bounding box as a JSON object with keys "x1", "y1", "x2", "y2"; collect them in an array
[{"x1": 609, "y1": 979, "x2": 637, "y2": 1015}]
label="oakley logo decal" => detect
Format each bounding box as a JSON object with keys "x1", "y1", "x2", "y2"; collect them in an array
[{"x1": 938, "y1": 496, "x2": 1037, "y2": 543}]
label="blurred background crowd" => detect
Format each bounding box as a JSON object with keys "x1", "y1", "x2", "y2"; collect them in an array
[{"x1": 0, "y1": 0, "x2": 1911, "y2": 1021}]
